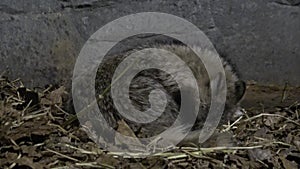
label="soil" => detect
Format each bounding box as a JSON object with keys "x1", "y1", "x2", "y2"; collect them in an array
[
  {"x1": 0, "y1": 77, "x2": 299, "y2": 169},
  {"x1": 242, "y1": 83, "x2": 300, "y2": 111}
]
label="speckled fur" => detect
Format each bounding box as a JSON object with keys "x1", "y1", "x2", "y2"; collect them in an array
[{"x1": 95, "y1": 44, "x2": 245, "y2": 143}]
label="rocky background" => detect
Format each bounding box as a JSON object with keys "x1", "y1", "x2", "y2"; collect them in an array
[
  {"x1": 1, "y1": 0, "x2": 300, "y2": 88},
  {"x1": 1, "y1": 1, "x2": 300, "y2": 168}
]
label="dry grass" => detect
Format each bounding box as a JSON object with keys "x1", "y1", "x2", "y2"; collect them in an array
[{"x1": 0, "y1": 76, "x2": 299, "y2": 168}]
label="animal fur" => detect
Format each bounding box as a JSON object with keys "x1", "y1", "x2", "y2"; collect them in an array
[{"x1": 95, "y1": 44, "x2": 246, "y2": 145}]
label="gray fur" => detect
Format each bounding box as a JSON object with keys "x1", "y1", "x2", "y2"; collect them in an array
[{"x1": 95, "y1": 44, "x2": 245, "y2": 144}]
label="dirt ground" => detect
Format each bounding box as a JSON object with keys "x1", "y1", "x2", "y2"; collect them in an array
[
  {"x1": 242, "y1": 82, "x2": 300, "y2": 111},
  {"x1": 0, "y1": 76, "x2": 299, "y2": 169}
]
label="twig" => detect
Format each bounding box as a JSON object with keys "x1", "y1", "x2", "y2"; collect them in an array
[
  {"x1": 47, "y1": 122, "x2": 68, "y2": 133},
  {"x1": 22, "y1": 112, "x2": 48, "y2": 120},
  {"x1": 10, "y1": 138, "x2": 19, "y2": 148},
  {"x1": 223, "y1": 115, "x2": 243, "y2": 131},
  {"x1": 43, "y1": 85, "x2": 53, "y2": 93},
  {"x1": 55, "y1": 104, "x2": 70, "y2": 115},
  {"x1": 75, "y1": 162, "x2": 115, "y2": 169},
  {"x1": 47, "y1": 160, "x2": 59, "y2": 168},
  {"x1": 50, "y1": 166, "x2": 69, "y2": 169},
  {"x1": 29, "y1": 107, "x2": 50, "y2": 115},
  {"x1": 63, "y1": 143, "x2": 102, "y2": 155},
  {"x1": 45, "y1": 148, "x2": 80, "y2": 162},
  {"x1": 47, "y1": 122, "x2": 80, "y2": 141},
  {"x1": 181, "y1": 149, "x2": 222, "y2": 164},
  {"x1": 21, "y1": 100, "x2": 32, "y2": 116},
  {"x1": 242, "y1": 113, "x2": 300, "y2": 126}
]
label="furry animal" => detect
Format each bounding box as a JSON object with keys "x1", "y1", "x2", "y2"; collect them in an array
[{"x1": 95, "y1": 44, "x2": 246, "y2": 145}]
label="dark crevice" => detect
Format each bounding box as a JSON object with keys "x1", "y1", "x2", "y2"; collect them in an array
[
  {"x1": 208, "y1": 26, "x2": 216, "y2": 30},
  {"x1": 61, "y1": 4, "x2": 93, "y2": 9},
  {"x1": 0, "y1": 1, "x2": 115, "y2": 15},
  {"x1": 59, "y1": 0, "x2": 116, "y2": 10},
  {"x1": 272, "y1": 1, "x2": 300, "y2": 7}
]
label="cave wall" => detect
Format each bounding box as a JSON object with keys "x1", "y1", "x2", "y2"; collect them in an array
[{"x1": 1, "y1": 0, "x2": 299, "y2": 87}]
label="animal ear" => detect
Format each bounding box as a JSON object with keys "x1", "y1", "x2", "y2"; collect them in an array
[{"x1": 234, "y1": 80, "x2": 246, "y2": 104}]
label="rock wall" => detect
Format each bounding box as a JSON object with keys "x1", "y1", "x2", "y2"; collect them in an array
[{"x1": 1, "y1": 0, "x2": 299, "y2": 87}]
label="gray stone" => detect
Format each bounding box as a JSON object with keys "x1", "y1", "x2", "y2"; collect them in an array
[{"x1": 0, "y1": 0, "x2": 299, "y2": 88}]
